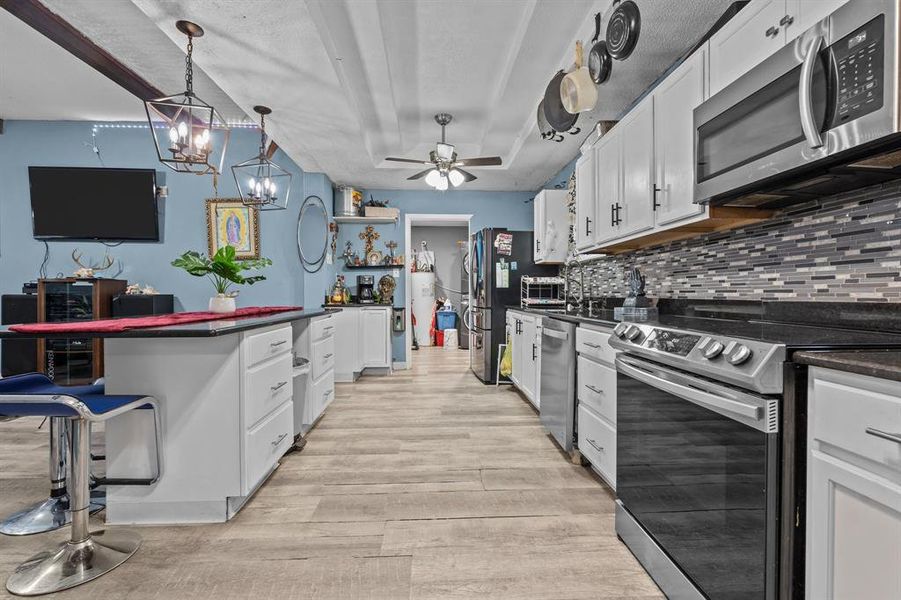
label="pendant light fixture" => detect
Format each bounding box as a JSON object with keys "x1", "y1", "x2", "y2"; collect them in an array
[
  {"x1": 144, "y1": 20, "x2": 230, "y2": 175},
  {"x1": 231, "y1": 106, "x2": 291, "y2": 210}
]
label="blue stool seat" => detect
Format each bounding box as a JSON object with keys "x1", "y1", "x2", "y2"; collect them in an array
[{"x1": 0, "y1": 374, "x2": 151, "y2": 419}]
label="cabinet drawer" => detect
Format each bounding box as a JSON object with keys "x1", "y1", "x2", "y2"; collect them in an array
[
  {"x1": 245, "y1": 352, "x2": 293, "y2": 428},
  {"x1": 244, "y1": 400, "x2": 293, "y2": 495},
  {"x1": 244, "y1": 326, "x2": 292, "y2": 368},
  {"x1": 810, "y1": 369, "x2": 901, "y2": 473},
  {"x1": 311, "y1": 315, "x2": 336, "y2": 342},
  {"x1": 576, "y1": 326, "x2": 615, "y2": 366},
  {"x1": 312, "y1": 335, "x2": 335, "y2": 380},
  {"x1": 578, "y1": 404, "x2": 616, "y2": 489},
  {"x1": 577, "y1": 355, "x2": 617, "y2": 423},
  {"x1": 310, "y1": 368, "x2": 335, "y2": 425}
]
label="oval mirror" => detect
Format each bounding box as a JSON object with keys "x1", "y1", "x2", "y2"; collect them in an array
[{"x1": 297, "y1": 195, "x2": 329, "y2": 273}]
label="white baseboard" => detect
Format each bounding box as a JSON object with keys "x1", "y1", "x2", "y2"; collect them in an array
[{"x1": 393, "y1": 361, "x2": 409, "y2": 370}]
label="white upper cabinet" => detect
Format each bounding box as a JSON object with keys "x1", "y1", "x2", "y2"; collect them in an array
[
  {"x1": 785, "y1": 0, "x2": 849, "y2": 40},
  {"x1": 653, "y1": 47, "x2": 707, "y2": 226},
  {"x1": 618, "y1": 96, "x2": 655, "y2": 238},
  {"x1": 533, "y1": 189, "x2": 569, "y2": 264},
  {"x1": 575, "y1": 151, "x2": 597, "y2": 251},
  {"x1": 709, "y1": 0, "x2": 788, "y2": 96},
  {"x1": 593, "y1": 126, "x2": 622, "y2": 244},
  {"x1": 709, "y1": 0, "x2": 850, "y2": 96}
]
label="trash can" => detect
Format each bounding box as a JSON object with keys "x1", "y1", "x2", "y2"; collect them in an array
[{"x1": 436, "y1": 311, "x2": 457, "y2": 331}]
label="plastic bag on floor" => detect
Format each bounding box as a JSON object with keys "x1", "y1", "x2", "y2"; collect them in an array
[{"x1": 500, "y1": 337, "x2": 513, "y2": 377}]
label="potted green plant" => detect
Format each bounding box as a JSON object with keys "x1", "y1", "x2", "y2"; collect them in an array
[{"x1": 172, "y1": 246, "x2": 272, "y2": 313}]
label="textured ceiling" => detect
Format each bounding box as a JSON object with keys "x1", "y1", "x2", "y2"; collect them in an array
[
  {"x1": 21, "y1": 0, "x2": 733, "y2": 190},
  {"x1": 0, "y1": 8, "x2": 144, "y2": 121}
]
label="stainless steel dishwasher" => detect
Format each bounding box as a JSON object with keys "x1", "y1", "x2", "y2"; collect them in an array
[{"x1": 539, "y1": 317, "x2": 576, "y2": 452}]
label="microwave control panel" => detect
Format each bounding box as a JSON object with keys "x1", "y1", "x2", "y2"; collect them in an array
[{"x1": 830, "y1": 14, "x2": 884, "y2": 128}]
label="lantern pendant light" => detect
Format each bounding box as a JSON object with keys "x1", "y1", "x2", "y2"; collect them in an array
[
  {"x1": 231, "y1": 106, "x2": 291, "y2": 211},
  {"x1": 144, "y1": 20, "x2": 230, "y2": 175}
]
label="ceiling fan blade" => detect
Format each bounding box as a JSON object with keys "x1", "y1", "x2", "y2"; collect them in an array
[
  {"x1": 455, "y1": 168, "x2": 478, "y2": 183},
  {"x1": 386, "y1": 157, "x2": 433, "y2": 165},
  {"x1": 266, "y1": 141, "x2": 279, "y2": 160},
  {"x1": 455, "y1": 156, "x2": 502, "y2": 167},
  {"x1": 407, "y1": 168, "x2": 434, "y2": 181}
]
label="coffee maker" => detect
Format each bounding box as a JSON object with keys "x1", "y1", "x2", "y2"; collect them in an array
[{"x1": 357, "y1": 275, "x2": 375, "y2": 304}]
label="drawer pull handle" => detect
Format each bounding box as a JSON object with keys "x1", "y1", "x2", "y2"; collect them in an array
[
  {"x1": 270, "y1": 381, "x2": 288, "y2": 392},
  {"x1": 271, "y1": 433, "x2": 288, "y2": 447},
  {"x1": 583, "y1": 342, "x2": 602, "y2": 349},
  {"x1": 586, "y1": 438, "x2": 604, "y2": 453},
  {"x1": 323, "y1": 353, "x2": 333, "y2": 359},
  {"x1": 270, "y1": 340, "x2": 288, "y2": 347},
  {"x1": 585, "y1": 384, "x2": 604, "y2": 395},
  {"x1": 865, "y1": 427, "x2": 901, "y2": 445}
]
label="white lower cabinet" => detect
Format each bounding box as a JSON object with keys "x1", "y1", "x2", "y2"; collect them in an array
[
  {"x1": 333, "y1": 306, "x2": 392, "y2": 381},
  {"x1": 296, "y1": 314, "x2": 337, "y2": 432},
  {"x1": 507, "y1": 310, "x2": 539, "y2": 408},
  {"x1": 576, "y1": 324, "x2": 617, "y2": 488},
  {"x1": 806, "y1": 367, "x2": 901, "y2": 600},
  {"x1": 243, "y1": 400, "x2": 293, "y2": 496}
]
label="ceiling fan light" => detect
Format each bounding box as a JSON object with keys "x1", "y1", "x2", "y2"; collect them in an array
[
  {"x1": 448, "y1": 169, "x2": 465, "y2": 187},
  {"x1": 424, "y1": 169, "x2": 442, "y2": 187},
  {"x1": 435, "y1": 175, "x2": 449, "y2": 191}
]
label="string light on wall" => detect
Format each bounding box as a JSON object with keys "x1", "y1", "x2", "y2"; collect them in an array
[
  {"x1": 144, "y1": 20, "x2": 230, "y2": 175},
  {"x1": 231, "y1": 106, "x2": 291, "y2": 211}
]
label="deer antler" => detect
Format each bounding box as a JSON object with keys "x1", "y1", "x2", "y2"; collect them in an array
[{"x1": 71, "y1": 249, "x2": 114, "y2": 271}]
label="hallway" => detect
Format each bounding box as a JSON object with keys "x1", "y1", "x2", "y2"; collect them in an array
[{"x1": 0, "y1": 348, "x2": 661, "y2": 599}]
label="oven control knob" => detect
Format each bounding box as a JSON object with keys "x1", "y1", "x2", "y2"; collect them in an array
[
  {"x1": 703, "y1": 341, "x2": 725, "y2": 359},
  {"x1": 613, "y1": 323, "x2": 629, "y2": 338},
  {"x1": 625, "y1": 325, "x2": 642, "y2": 341},
  {"x1": 729, "y1": 345, "x2": 753, "y2": 365}
]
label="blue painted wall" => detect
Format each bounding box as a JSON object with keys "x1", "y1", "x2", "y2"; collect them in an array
[
  {"x1": 328, "y1": 189, "x2": 536, "y2": 363},
  {"x1": 0, "y1": 120, "x2": 328, "y2": 311}
]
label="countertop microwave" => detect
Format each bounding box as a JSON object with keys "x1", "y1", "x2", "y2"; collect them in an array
[{"x1": 694, "y1": 0, "x2": 901, "y2": 207}]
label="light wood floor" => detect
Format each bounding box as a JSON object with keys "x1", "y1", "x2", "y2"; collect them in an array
[{"x1": 0, "y1": 348, "x2": 661, "y2": 599}]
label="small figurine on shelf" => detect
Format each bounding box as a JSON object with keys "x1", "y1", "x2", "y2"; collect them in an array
[
  {"x1": 341, "y1": 241, "x2": 358, "y2": 268},
  {"x1": 329, "y1": 274, "x2": 347, "y2": 305}
]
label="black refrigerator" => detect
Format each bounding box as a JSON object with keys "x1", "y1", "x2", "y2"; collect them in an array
[{"x1": 468, "y1": 228, "x2": 557, "y2": 383}]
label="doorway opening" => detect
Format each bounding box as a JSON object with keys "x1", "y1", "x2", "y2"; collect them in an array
[{"x1": 403, "y1": 214, "x2": 472, "y2": 370}]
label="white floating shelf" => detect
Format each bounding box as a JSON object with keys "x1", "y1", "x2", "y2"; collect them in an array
[{"x1": 333, "y1": 216, "x2": 398, "y2": 224}]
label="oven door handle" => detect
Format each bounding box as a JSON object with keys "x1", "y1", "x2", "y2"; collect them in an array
[
  {"x1": 616, "y1": 356, "x2": 772, "y2": 429},
  {"x1": 799, "y1": 34, "x2": 825, "y2": 150}
]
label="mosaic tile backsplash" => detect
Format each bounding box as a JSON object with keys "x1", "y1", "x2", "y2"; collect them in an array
[{"x1": 565, "y1": 181, "x2": 901, "y2": 302}]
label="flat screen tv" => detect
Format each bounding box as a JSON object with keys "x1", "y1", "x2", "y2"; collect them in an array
[{"x1": 29, "y1": 167, "x2": 160, "y2": 241}]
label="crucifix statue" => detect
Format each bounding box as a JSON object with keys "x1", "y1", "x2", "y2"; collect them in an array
[
  {"x1": 385, "y1": 240, "x2": 398, "y2": 257},
  {"x1": 359, "y1": 226, "x2": 380, "y2": 255}
]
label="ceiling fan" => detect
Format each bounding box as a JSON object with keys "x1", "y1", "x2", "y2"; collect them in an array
[{"x1": 385, "y1": 113, "x2": 502, "y2": 190}]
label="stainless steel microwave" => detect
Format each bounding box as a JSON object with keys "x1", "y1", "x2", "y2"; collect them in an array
[{"x1": 695, "y1": 0, "x2": 901, "y2": 207}]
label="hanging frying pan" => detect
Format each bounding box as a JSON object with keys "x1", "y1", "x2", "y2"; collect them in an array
[
  {"x1": 543, "y1": 70, "x2": 578, "y2": 133},
  {"x1": 537, "y1": 100, "x2": 564, "y2": 142},
  {"x1": 587, "y1": 13, "x2": 613, "y2": 85},
  {"x1": 606, "y1": 0, "x2": 641, "y2": 61}
]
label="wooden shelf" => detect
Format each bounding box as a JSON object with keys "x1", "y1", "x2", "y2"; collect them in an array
[{"x1": 334, "y1": 216, "x2": 398, "y2": 224}]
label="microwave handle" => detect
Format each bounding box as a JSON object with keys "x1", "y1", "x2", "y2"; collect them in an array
[{"x1": 799, "y1": 35, "x2": 825, "y2": 150}]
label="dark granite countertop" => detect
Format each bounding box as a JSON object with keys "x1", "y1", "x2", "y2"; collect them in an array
[
  {"x1": 508, "y1": 307, "x2": 619, "y2": 328},
  {"x1": 0, "y1": 308, "x2": 339, "y2": 339},
  {"x1": 794, "y1": 350, "x2": 901, "y2": 383}
]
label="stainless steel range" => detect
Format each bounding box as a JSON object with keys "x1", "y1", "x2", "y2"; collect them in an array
[{"x1": 608, "y1": 316, "x2": 901, "y2": 600}]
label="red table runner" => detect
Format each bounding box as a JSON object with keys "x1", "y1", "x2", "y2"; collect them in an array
[{"x1": 10, "y1": 306, "x2": 302, "y2": 334}]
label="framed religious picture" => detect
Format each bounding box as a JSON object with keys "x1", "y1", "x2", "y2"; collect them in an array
[{"x1": 205, "y1": 198, "x2": 260, "y2": 259}]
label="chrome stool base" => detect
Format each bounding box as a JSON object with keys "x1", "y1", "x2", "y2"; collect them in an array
[
  {"x1": 0, "y1": 495, "x2": 104, "y2": 537},
  {"x1": 6, "y1": 529, "x2": 141, "y2": 596}
]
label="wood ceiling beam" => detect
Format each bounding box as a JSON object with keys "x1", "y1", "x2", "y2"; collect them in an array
[{"x1": 0, "y1": 0, "x2": 163, "y2": 101}]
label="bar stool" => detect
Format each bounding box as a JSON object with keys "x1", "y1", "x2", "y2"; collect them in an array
[
  {"x1": 0, "y1": 380, "x2": 106, "y2": 535},
  {"x1": 0, "y1": 373, "x2": 162, "y2": 596}
]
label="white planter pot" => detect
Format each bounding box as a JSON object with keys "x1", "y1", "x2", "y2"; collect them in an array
[{"x1": 209, "y1": 296, "x2": 236, "y2": 313}]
